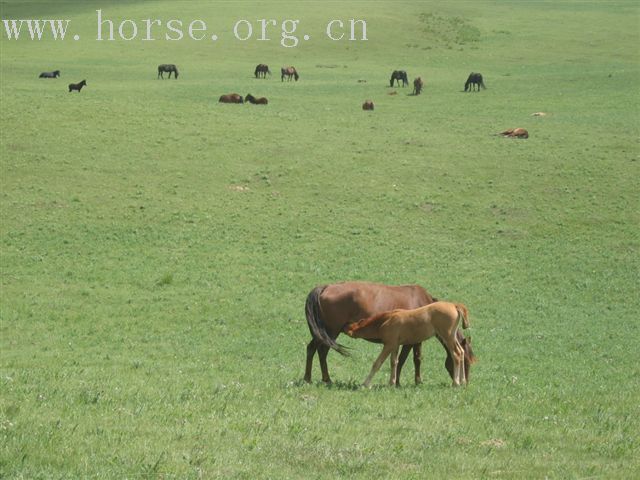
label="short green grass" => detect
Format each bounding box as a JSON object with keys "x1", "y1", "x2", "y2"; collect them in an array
[{"x1": 1, "y1": 1, "x2": 639, "y2": 478}]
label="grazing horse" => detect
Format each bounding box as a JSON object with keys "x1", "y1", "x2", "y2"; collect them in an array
[
  {"x1": 362, "y1": 100, "x2": 375, "y2": 111},
  {"x1": 219, "y1": 93, "x2": 243, "y2": 104},
  {"x1": 39, "y1": 70, "x2": 60, "y2": 78},
  {"x1": 245, "y1": 94, "x2": 268, "y2": 105},
  {"x1": 390, "y1": 70, "x2": 409, "y2": 87},
  {"x1": 254, "y1": 64, "x2": 271, "y2": 78},
  {"x1": 281, "y1": 66, "x2": 299, "y2": 82},
  {"x1": 345, "y1": 302, "x2": 474, "y2": 387},
  {"x1": 158, "y1": 64, "x2": 179, "y2": 79},
  {"x1": 68, "y1": 80, "x2": 86, "y2": 93},
  {"x1": 464, "y1": 72, "x2": 486, "y2": 91},
  {"x1": 413, "y1": 77, "x2": 424, "y2": 95},
  {"x1": 499, "y1": 128, "x2": 529, "y2": 139},
  {"x1": 304, "y1": 282, "x2": 474, "y2": 385}
]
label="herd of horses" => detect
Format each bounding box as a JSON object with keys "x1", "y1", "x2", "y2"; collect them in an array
[{"x1": 304, "y1": 281, "x2": 476, "y2": 388}]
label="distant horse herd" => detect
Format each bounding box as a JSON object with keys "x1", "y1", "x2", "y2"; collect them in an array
[{"x1": 41, "y1": 64, "x2": 534, "y2": 139}]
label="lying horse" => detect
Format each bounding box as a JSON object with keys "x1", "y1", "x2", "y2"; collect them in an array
[
  {"x1": 345, "y1": 302, "x2": 473, "y2": 387},
  {"x1": 39, "y1": 70, "x2": 60, "y2": 78},
  {"x1": 68, "y1": 80, "x2": 86, "y2": 93},
  {"x1": 362, "y1": 100, "x2": 374, "y2": 111},
  {"x1": 158, "y1": 64, "x2": 179, "y2": 79},
  {"x1": 281, "y1": 66, "x2": 299, "y2": 82},
  {"x1": 390, "y1": 70, "x2": 408, "y2": 87},
  {"x1": 245, "y1": 94, "x2": 268, "y2": 105},
  {"x1": 499, "y1": 128, "x2": 529, "y2": 139},
  {"x1": 219, "y1": 93, "x2": 243, "y2": 104},
  {"x1": 413, "y1": 77, "x2": 424, "y2": 95},
  {"x1": 254, "y1": 64, "x2": 271, "y2": 78},
  {"x1": 464, "y1": 72, "x2": 485, "y2": 91},
  {"x1": 304, "y1": 282, "x2": 474, "y2": 386}
]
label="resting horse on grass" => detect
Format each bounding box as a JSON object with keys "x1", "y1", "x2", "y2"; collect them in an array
[
  {"x1": 464, "y1": 72, "x2": 485, "y2": 91},
  {"x1": 304, "y1": 282, "x2": 474, "y2": 386},
  {"x1": 68, "y1": 80, "x2": 86, "y2": 93},
  {"x1": 345, "y1": 302, "x2": 474, "y2": 387},
  {"x1": 245, "y1": 94, "x2": 268, "y2": 105},
  {"x1": 499, "y1": 127, "x2": 529, "y2": 139},
  {"x1": 281, "y1": 66, "x2": 299, "y2": 82},
  {"x1": 39, "y1": 70, "x2": 60, "y2": 78},
  {"x1": 158, "y1": 64, "x2": 179, "y2": 79},
  {"x1": 219, "y1": 93, "x2": 243, "y2": 104},
  {"x1": 254, "y1": 64, "x2": 271, "y2": 78},
  {"x1": 390, "y1": 70, "x2": 408, "y2": 87}
]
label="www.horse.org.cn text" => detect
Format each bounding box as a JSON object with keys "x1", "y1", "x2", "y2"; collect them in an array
[{"x1": 1, "y1": 11, "x2": 368, "y2": 47}]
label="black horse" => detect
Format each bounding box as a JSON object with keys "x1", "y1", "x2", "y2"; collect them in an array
[
  {"x1": 390, "y1": 70, "x2": 408, "y2": 87},
  {"x1": 254, "y1": 64, "x2": 271, "y2": 78},
  {"x1": 464, "y1": 72, "x2": 486, "y2": 91},
  {"x1": 158, "y1": 64, "x2": 179, "y2": 79},
  {"x1": 39, "y1": 70, "x2": 60, "y2": 78},
  {"x1": 68, "y1": 80, "x2": 86, "y2": 93}
]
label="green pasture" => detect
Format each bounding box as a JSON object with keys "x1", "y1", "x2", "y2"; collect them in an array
[{"x1": 1, "y1": 1, "x2": 639, "y2": 478}]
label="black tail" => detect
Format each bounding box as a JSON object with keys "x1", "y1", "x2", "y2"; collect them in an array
[{"x1": 305, "y1": 285, "x2": 349, "y2": 356}]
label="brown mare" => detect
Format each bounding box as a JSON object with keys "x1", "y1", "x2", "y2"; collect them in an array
[
  {"x1": 281, "y1": 66, "x2": 299, "y2": 82},
  {"x1": 413, "y1": 77, "x2": 424, "y2": 95},
  {"x1": 304, "y1": 282, "x2": 474, "y2": 385},
  {"x1": 219, "y1": 93, "x2": 244, "y2": 104},
  {"x1": 499, "y1": 128, "x2": 529, "y2": 139},
  {"x1": 345, "y1": 302, "x2": 474, "y2": 387},
  {"x1": 362, "y1": 100, "x2": 375, "y2": 111},
  {"x1": 245, "y1": 93, "x2": 268, "y2": 105}
]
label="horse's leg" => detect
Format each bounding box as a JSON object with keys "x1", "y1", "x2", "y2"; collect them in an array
[
  {"x1": 447, "y1": 339, "x2": 463, "y2": 387},
  {"x1": 413, "y1": 343, "x2": 423, "y2": 384},
  {"x1": 395, "y1": 345, "x2": 412, "y2": 387},
  {"x1": 317, "y1": 343, "x2": 332, "y2": 384},
  {"x1": 304, "y1": 339, "x2": 318, "y2": 383},
  {"x1": 389, "y1": 346, "x2": 400, "y2": 386},
  {"x1": 363, "y1": 343, "x2": 394, "y2": 388}
]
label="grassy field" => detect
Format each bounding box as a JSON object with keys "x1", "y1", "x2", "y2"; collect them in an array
[{"x1": 1, "y1": 1, "x2": 639, "y2": 478}]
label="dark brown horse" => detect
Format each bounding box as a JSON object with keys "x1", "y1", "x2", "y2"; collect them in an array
[
  {"x1": 245, "y1": 93, "x2": 268, "y2": 105},
  {"x1": 219, "y1": 93, "x2": 243, "y2": 104},
  {"x1": 281, "y1": 66, "x2": 299, "y2": 82},
  {"x1": 68, "y1": 80, "x2": 86, "y2": 93},
  {"x1": 390, "y1": 70, "x2": 408, "y2": 87},
  {"x1": 158, "y1": 64, "x2": 179, "y2": 79},
  {"x1": 254, "y1": 64, "x2": 271, "y2": 78},
  {"x1": 464, "y1": 72, "x2": 485, "y2": 91},
  {"x1": 40, "y1": 70, "x2": 60, "y2": 78},
  {"x1": 362, "y1": 100, "x2": 374, "y2": 111},
  {"x1": 413, "y1": 77, "x2": 424, "y2": 95},
  {"x1": 304, "y1": 282, "x2": 475, "y2": 385}
]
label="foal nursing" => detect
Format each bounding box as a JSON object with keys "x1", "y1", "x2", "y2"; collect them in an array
[{"x1": 345, "y1": 301, "x2": 472, "y2": 387}]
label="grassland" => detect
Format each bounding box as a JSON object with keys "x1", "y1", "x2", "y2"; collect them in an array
[{"x1": 1, "y1": 1, "x2": 639, "y2": 478}]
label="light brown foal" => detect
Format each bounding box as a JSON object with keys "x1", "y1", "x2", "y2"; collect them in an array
[{"x1": 345, "y1": 301, "x2": 470, "y2": 387}]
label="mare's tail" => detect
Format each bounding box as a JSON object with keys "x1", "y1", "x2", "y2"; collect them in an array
[
  {"x1": 305, "y1": 286, "x2": 349, "y2": 356},
  {"x1": 455, "y1": 303, "x2": 470, "y2": 329}
]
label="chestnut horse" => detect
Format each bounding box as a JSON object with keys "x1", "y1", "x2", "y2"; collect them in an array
[
  {"x1": 499, "y1": 128, "x2": 529, "y2": 139},
  {"x1": 304, "y1": 282, "x2": 474, "y2": 385},
  {"x1": 345, "y1": 302, "x2": 473, "y2": 387},
  {"x1": 219, "y1": 93, "x2": 243, "y2": 104}
]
